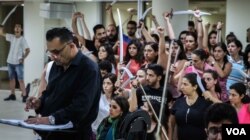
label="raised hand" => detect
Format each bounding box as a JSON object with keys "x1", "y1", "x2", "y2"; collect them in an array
[
  {"x1": 157, "y1": 26, "x2": 165, "y2": 36},
  {"x1": 217, "y1": 21, "x2": 223, "y2": 30}
]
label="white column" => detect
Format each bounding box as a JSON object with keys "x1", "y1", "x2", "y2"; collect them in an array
[
  {"x1": 226, "y1": 0, "x2": 250, "y2": 48},
  {"x1": 152, "y1": 0, "x2": 189, "y2": 37},
  {"x1": 24, "y1": 1, "x2": 45, "y2": 84}
]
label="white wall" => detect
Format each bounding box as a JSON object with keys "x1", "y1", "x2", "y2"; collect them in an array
[
  {"x1": 24, "y1": 1, "x2": 46, "y2": 84},
  {"x1": 226, "y1": 0, "x2": 250, "y2": 48},
  {"x1": 202, "y1": 14, "x2": 226, "y2": 39},
  {"x1": 152, "y1": 0, "x2": 188, "y2": 37}
]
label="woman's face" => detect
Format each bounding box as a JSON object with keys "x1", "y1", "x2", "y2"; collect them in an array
[
  {"x1": 180, "y1": 34, "x2": 186, "y2": 45},
  {"x1": 213, "y1": 46, "x2": 226, "y2": 61},
  {"x1": 103, "y1": 78, "x2": 114, "y2": 94},
  {"x1": 185, "y1": 35, "x2": 196, "y2": 51},
  {"x1": 209, "y1": 33, "x2": 217, "y2": 46},
  {"x1": 229, "y1": 89, "x2": 243, "y2": 106},
  {"x1": 98, "y1": 46, "x2": 108, "y2": 60},
  {"x1": 144, "y1": 45, "x2": 157, "y2": 62},
  {"x1": 109, "y1": 100, "x2": 122, "y2": 118},
  {"x1": 180, "y1": 78, "x2": 196, "y2": 96},
  {"x1": 227, "y1": 42, "x2": 239, "y2": 56},
  {"x1": 203, "y1": 73, "x2": 217, "y2": 90},
  {"x1": 191, "y1": 54, "x2": 204, "y2": 70},
  {"x1": 128, "y1": 44, "x2": 138, "y2": 57},
  {"x1": 171, "y1": 42, "x2": 179, "y2": 57}
]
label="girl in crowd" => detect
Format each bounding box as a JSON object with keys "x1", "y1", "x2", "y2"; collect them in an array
[
  {"x1": 142, "y1": 42, "x2": 158, "y2": 68},
  {"x1": 169, "y1": 73, "x2": 212, "y2": 140},
  {"x1": 226, "y1": 39, "x2": 245, "y2": 91},
  {"x1": 210, "y1": 42, "x2": 231, "y2": 102},
  {"x1": 185, "y1": 31, "x2": 198, "y2": 61},
  {"x1": 92, "y1": 73, "x2": 117, "y2": 135},
  {"x1": 96, "y1": 96, "x2": 130, "y2": 140},
  {"x1": 203, "y1": 70, "x2": 224, "y2": 103},
  {"x1": 229, "y1": 83, "x2": 250, "y2": 124},
  {"x1": 123, "y1": 39, "x2": 144, "y2": 76},
  {"x1": 98, "y1": 43, "x2": 116, "y2": 73}
]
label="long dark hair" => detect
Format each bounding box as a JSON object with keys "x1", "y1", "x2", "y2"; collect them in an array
[
  {"x1": 229, "y1": 83, "x2": 250, "y2": 104},
  {"x1": 213, "y1": 42, "x2": 229, "y2": 70},
  {"x1": 184, "y1": 73, "x2": 207, "y2": 96},
  {"x1": 204, "y1": 69, "x2": 221, "y2": 93},
  {"x1": 243, "y1": 44, "x2": 250, "y2": 69},
  {"x1": 98, "y1": 43, "x2": 116, "y2": 67},
  {"x1": 124, "y1": 39, "x2": 144, "y2": 65}
]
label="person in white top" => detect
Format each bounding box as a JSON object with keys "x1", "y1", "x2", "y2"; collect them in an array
[{"x1": 0, "y1": 24, "x2": 30, "y2": 102}]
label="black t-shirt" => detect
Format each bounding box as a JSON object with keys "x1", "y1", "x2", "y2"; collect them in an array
[
  {"x1": 85, "y1": 39, "x2": 98, "y2": 57},
  {"x1": 171, "y1": 96, "x2": 212, "y2": 140},
  {"x1": 136, "y1": 86, "x2": 166, "y2": 108}
]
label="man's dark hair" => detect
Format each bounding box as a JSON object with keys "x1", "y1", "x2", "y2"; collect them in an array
[
  {"x1": 46, "y1": 27, "x2": 73, "y2": 43},
  {"x1": 205, "y1": 103, "x2": 238, "y2": 128},
  {"x1": 98, "y1": 60, "x2": 112, "y2": 73},
  {"x1": 127, "y1": 20, "x2": 137, "y2": 27},
  {"x1": 147, "y1": 64, "x2": 163, "y2": 77},
  {"x1": 93, "y1": 24, "x2": 105, "y2": 35}
]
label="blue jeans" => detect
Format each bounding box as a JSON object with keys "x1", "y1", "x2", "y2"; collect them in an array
[{"x1": 7, "y1": 63, "x2": 24, "y2": 80}]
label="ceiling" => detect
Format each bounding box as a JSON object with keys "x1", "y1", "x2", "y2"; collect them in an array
[{"x1": 0, "y1": 0, "x2": 226, "y2": 15}]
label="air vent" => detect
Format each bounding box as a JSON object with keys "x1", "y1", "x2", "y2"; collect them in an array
[{"x1": 39, "y1": 2, "x2": 73, "y2": 19}]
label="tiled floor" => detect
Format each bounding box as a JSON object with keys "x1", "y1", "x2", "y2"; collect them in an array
[{"x1": 0, "y1": 90, "x2": 36, "y2": 140}]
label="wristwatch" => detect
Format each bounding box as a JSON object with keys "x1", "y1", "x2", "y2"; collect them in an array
[{"x1": 48, "y1": 115, "x2": 55, "y2": 125}]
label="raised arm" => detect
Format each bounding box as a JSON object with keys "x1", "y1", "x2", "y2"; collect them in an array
[
  {"x1": 202, "y1": 22, "x2": 210, "y2": 52},
  {"x1": 163, "y1": 11, "x2": 175, "y2": 40},
  {"x1": 156, "y1": 26, "x2": 168, "y2": 70},
  {"x1": 106, "y1": 5, "x2": 116, "y2": 27},
  {"x1": 216, "y1": 21, "x2": 223, "y2": 44},
  {"x1": 0, "y1": 25, "x2": 6, "y2": 37},
  {"x1": 72, "y1": 12, "x2": 86, "y2": 46},
  {"x1": 194, "y1": 10, "x2": 204, "y2": 49},
  {"x1": 80, "y1": 13, "x2": 91, "y2": 40},
  {"x1": 140, "y1": 21, "x2": 155, "y2": 42}
]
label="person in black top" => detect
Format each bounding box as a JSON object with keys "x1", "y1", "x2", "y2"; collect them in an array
[
  {"x1": 136, "y1": 64, "x2": 164, "y2": 107},
  {"x1": 72, "y1": 12, "x2": 108, "y2": 59},
  {"x1": 25, "y1": 27, "x2": 101, "y2": 140},
  {"x1": 169, "y1": 73, "x2": 212, "y2": 140}
]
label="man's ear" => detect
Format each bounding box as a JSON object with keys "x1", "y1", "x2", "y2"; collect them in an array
[{"x1": 157, "y1": 75, "x2": 162, "y2": 81}]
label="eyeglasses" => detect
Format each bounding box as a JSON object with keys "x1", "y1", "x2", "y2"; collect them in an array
[{"x1": 46, "y1": 42, "x2": 72, "y2": 57}]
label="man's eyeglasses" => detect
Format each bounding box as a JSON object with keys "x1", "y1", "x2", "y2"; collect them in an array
[{"x1": 46, "y1": 42, "x2": 72, "y2": 57}]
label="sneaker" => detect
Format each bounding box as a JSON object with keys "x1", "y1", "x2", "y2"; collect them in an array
[
  {"x1": 4, "y1": 94, "x2": 16, "y2": 101},
  {"x1": 22, "y1": 95, "x2": 28, "y2": 103}
]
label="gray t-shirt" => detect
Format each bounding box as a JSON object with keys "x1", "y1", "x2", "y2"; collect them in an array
[{"x1": 6, "y1": 33, "x2": 29, "y2": 64}]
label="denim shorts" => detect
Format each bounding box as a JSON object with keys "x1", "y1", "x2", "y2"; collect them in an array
[{"x1": 7, "y1": 63, "x2": 24, "y2": 80}]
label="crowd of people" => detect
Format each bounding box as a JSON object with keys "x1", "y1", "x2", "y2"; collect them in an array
[{"x1": 1, "y1": 5, "x2": 250, "y2": 140}]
